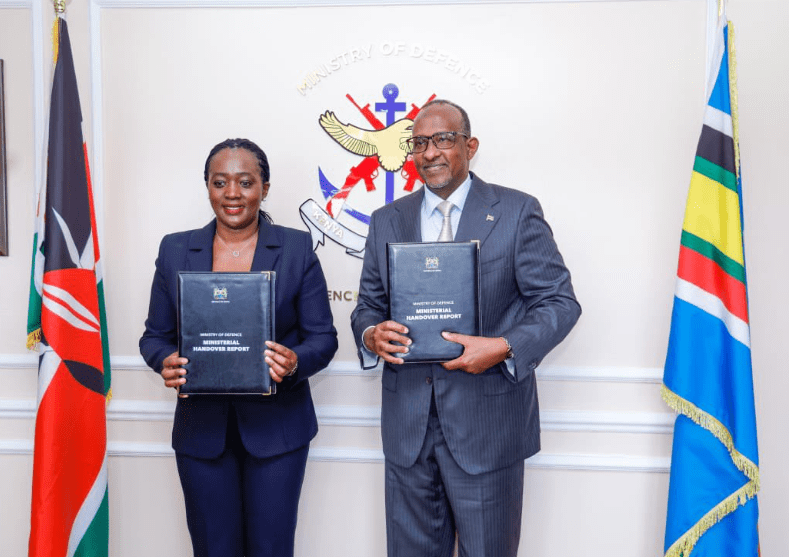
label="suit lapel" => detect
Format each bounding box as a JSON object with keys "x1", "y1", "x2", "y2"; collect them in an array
[
  {"x1": 251, "y1": 217, "x2": 282, "y2": 272},
  {"x1": 454, "y1": 175, "x2": 500, "y2": 246},
  {"x1": 185, "y1": 213, "x2": 281, "y2": 272},
  {"x1": 186, "y1": 220, "x2": 216, "y2": 271},
  {"x1": 391, "y1": 189, "x2": 423, "y2": 243}
]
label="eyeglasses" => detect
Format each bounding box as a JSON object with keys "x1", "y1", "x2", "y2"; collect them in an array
[{"x1": 405, "y1": 131, "x2": 468, "y2": 154}]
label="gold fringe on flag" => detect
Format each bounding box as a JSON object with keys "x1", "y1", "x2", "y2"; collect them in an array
[
  {"x1": 728, "y1": 22, "x2": 741, "y2": 181},
  {"x1": 662, "y1": 386, "x2": 760, "y2": 483},
  {"x1": 51, "y1": 18, "x2": 60, "y2": 66},
  {"x1": 26, "y1": 328, "x2": 41, "y2": 351},
  {"x1": 664, "y1": 479, "x2": 759, "y2": 557},
  {"x1": 662, "y1": 384, "x2": 760, "y2": 557}
]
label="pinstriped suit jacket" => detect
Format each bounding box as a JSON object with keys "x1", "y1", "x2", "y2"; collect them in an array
[{"x1": 351, "y1": 175, "x2": 581, "y2": 474}]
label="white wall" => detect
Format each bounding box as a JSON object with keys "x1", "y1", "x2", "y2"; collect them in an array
[{"x1": 1, "y1": 0, "x2": 785, "y2": 555}]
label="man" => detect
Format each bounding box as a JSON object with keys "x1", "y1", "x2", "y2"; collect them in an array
[{"x1": 351, "y1": 99, "x2": 581, "y2": 557}]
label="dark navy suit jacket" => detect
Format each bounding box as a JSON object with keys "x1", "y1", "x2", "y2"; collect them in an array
[
  {"x1": 140, "y1": 214, "x2": 338, "y2": 459},
  {"x1": 351, "y1": 175, "x2": 581, "y2": 474}
]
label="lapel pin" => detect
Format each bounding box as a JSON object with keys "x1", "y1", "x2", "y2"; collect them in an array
[{"x1": 486, "y1": 214, "x2": 494, "y2": 222}]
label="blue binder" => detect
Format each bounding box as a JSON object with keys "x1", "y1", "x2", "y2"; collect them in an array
[
  {"x1": 387, "y1": 242, "x2": 480, "y2": 363},
  {"x1": 177, "y1": 271, "x2": 275, "y2": 395}
]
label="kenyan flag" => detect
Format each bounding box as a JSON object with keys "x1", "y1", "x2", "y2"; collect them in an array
[{"x1": 27, "y1": 17, "x2": 111, "y2": 557}]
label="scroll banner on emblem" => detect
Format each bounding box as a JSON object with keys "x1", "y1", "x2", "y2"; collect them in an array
[{"x1": 300, "y1": 199, "x2": 367, "y2": 258}]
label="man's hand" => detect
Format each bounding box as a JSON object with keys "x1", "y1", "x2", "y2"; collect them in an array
[
  {"x1": 441, "y1": 332, "x2": 509, "y2": 374},
  {"x1": 364, "y1": 321, "x2": 411, "y2": 365}
]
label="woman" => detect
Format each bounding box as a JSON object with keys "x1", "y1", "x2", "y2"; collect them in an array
[{"x1": 139, "y1": 138, "x2": 338, "y2": 557}]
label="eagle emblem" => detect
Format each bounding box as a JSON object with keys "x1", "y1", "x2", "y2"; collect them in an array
[
  {"x1": 299, "y1": 85, "x2": 436, "y2": 260},
  {"x1": 318, "y1": 111, "x2": 413, "y2": 173}
]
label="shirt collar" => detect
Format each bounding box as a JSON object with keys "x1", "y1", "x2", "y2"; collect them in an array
[{"x1": 423, "y1": 173, "x2": 473, "y2": 215}]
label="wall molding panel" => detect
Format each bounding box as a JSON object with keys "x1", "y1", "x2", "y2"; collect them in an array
[
  {"x1": 0, "y1": 389, "x2": 675, "y2": 472},
  {"x1": 0, "y1": 397, "x2": 675, "y2": 434},
  {"x1": 0, "y1": 438, "x2": 670, "y2": 473},
  {"x1": 90, "y1": 0, "x2": 702, "y2": 8},
  {"x1": 0, "y1": 0, "x2": 33, "y2": 8},
  {"x1": 1, "y1": 353, "x2": 663, "y2": 383},
  {"x1": 0, "y1": 353, "x2": 40, "y2": 369}
]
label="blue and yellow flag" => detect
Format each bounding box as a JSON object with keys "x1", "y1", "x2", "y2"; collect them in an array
[{"x1": 661, "y1": 10, "x2": 760, "y2": 557}]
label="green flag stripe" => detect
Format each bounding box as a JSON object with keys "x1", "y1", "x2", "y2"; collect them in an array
[
  {"x1": 680, "y1": 230, "x2": 745, "y2": 284},
  {"x1": 693, "y1": 156, "x2": 737, "y2": 192},
  {"x1": 27, "y1": 232, "x2": 42, "y2": 337},
  {"x1": 97, "y1": 281, "x2": 112, "y2": 396},
  {"x1": 73, "y1": 488, "x2": 109, "y2": 557}
]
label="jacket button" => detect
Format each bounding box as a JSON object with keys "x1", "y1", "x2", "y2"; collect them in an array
[{"x1": 425, "y1": 377, "x2": 432, "y2": 385}]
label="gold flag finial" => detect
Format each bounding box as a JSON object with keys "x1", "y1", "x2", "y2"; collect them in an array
[{"x1": 54, "y1": 0, "x2": 65, "y2": 14}]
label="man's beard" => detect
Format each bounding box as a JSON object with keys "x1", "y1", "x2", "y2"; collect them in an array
[{"x1": 425, "y1": 178, "x2": 450, "y2": 190}]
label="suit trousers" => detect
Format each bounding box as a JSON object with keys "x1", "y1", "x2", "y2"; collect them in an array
[
  {"x1": 385, "y1": 394, "x2": 525, "y2": 557},
  {"x1": 175, "y1": 405, "x2": 309, "y2": 557}
]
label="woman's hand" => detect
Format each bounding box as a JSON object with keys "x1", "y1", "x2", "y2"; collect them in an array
[
  {"x1": 162, "y1": 351, "x2": 189, "y2": 397},
  {"x1": 265, "y1": 341, "x2": 298, "y2": 384}
]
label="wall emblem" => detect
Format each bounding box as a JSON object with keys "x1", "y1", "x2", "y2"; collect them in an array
[{"x1": 300, "y1": 84, "x2": 435, "y2": 258}]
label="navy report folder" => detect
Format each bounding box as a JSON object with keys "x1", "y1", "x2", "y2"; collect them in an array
[
  {"x1": 178, "y1": 272, "x2": 275, "y2": 395},
  {"x1": 387, "y1": 242, "x2": 480, "y2": 363}
]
